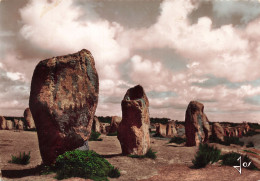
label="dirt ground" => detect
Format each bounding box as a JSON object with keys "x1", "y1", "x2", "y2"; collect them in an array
[{"x1": 0, "y1": 130, "x2": 260, "y2": 181}]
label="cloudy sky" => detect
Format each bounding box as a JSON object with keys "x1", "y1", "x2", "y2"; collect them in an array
[{"x1": 1, "y1": 0, "x2": 260, "y2": 123}]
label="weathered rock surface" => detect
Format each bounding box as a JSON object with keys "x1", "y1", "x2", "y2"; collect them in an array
[
  {"x1": 156, "y1": 123, "x2": 167, "y2": 137},
  {"x1": 109, "y1": 116, "x2": 122, "y2": 133},
  {"x1": 92, "y1": 116, "x2": 101, "y2": 133},
  {"x1": 176, "y1": 124, "x2": 185, "y2": 137},
  {"x1": 237, "y1": 127, "x2": 242, "y2": 138},
  {"x1": 212, "y1": 123, "x2": 225, "y2": 142},
  {"x1": 185, "y1": 101, "x2": 210, "y2": 146},
  {"x1": 229, "y1": 128, "x2": 235, "y2": 137},
  {"x1": 24, "y1": 108, "x2": 35, "y2": 129},
  {"x1": 6, "y1": 120, "x2": 13, "y2": 130},
  {"x1": 100, "y1": 123, "x2": 110, "y2": 134},
  {"x1": 29, "y1": 49, "x2": 99, "y2": 165},
  {"x1": 14, "y1": 119, "x2": 19, "y2": 130},
  {"x1": 117, "y1": 85, "x2": 150, "y2": 155},
  {"x1": 234, "y1": 128, "x2": 238, "y2": 137},
  {"x1": 18, "y1": 120, "x2": 24, "y2": 130},
  {"x1": 166, "y1": 122, "x2": 177, "y2": 137},
  {"x1": 224, "y1": 127, "x2": 230, "y2": 137},
  {"x1": 243, "y1": 122, "x2": 250, "y2": 132},
  {"x1": 0, "y1": 116, "x2": 7, "y2": 130}
]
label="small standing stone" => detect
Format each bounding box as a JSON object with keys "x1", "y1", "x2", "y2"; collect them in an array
[
  {"x1": 156, "y1": 123, "x2": 167, "y2": 137},
  {"x1": 6, "y1": 120, "x2": 13, "y2": 130},
  {"x1": 92, "y1": 116, "x2": 101, "y2": 133},
  {"x1": 185, "y1": 101, "x2": 210, "y2": 146},
  {"x1": 0, "y1": 116, "x2": 7, "y2": 130},
  {"x1": 109, "y1": 116, "x2": 122, "y2": 133},
  {"x1": 212, "y1": 123, "x2": 225, "y2": 142},
  {"x1": 24, "y1": 108, "x2": 35, "y2": 129}
]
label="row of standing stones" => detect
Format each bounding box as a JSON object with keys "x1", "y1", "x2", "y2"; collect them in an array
[
  {"x1": 154, "y1": 101, "x2": 250, "y2": 143},
  {"x1": 0, "y1": 108, "x2": 35, "y2": 130},
  {"x1": 0, "y1": 49, "x2": 251, "y2": 166}
]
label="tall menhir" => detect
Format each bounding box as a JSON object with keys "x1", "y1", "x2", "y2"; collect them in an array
[
  {"x1": 185, "y1": 101, "x2": 210, "y2": 146},
  {"x1": 117, "y1": 85, "x2": 150, "y2": 155},
  {"x1": 29, "y1": 49, "x2": 99, "y2": 165}
]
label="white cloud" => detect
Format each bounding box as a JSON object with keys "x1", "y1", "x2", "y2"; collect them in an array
[
  {"x1": 6, "y1": 72, "x2": 26, "y2": 81},
  {"x1": 186, "y1": 62, "x2": 200, "y2": 69},
  {"x1": 130, "y1": 55, "x2": 174, "y2": 92},
  {"x1": 19, "y1": 0, "x2": 129, "y2": 81},
  {"x1": 120, "y1": 0, "x2": 260, "y2": 83},
  {"x1": 212, "y1": 1, "x2": 260, "y2": 24},
  {"x1": 0, "y1": 67, "x2": 30, "y2": 116}
]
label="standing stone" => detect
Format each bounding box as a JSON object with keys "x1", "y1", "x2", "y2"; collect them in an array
[
  {"x1": 24, "y1": 108, "x2": 35, "y2": 129},
  {"x1": 18, "y1": 120, "x2": 24, "y2": 130},
  {"x1": 14, "y1": 119, "x2": 19, "y2": 130},
  {"x1": 109, "y1": 116, "x2": 122, "y2": 133},
  {"x1": 100, "y1": 123, "x2": 110, "y2": 134},
  {"x1": 243, "y1": 129, "x2": 247, "y2": 135},
  {"x1": 166, "y1": 121, "x2": 177, "y2": 137},
  {"x1": 105, "y1": 125, "x2": 111, "y2": 133},
  {"x1": 0, "y1": 116, "x2": 7, "y2": 130},
  {"x1": 29, "y1": 49, "x2": 99, "y2": 165},
  {"x1": 212, "y1": 123, "x2": 225, "y2": 142},
  {"x1": 176, "y1": 124, "x2": 185, "y2": 137},
  {"x1": 156, "y1": 123, "x2": 167, "y2": 137},
  {"x1": 234, "y1": 128, "x2": 238, "y2": 137},
  {"x1": 224, "y1": 127, "x2": 230, "y2": 137},
  {"x1": 6, "y1": 120, "x2": 13, "y2": 130},
  {"x1": 229, "y1": 128, "x2": 233, "y2": 137},
  {"x1": 229, "y1": 128, "x2": 237, "y2": 137},
  {"x1": 237, "y1": 127, "x2": 242, "y2": 138},
  {"x1": 185, "y1": 101, "x2": 210, "y2": 146},
  {"x1": 243, "y1": 122, "x2": 250, "y2": 133},
  {"x1": 92, "y1": 116, "x2": 101, "y2": 133},
  {"x1": 117, "y1": 85, "x2": 150, "y2": 155}
]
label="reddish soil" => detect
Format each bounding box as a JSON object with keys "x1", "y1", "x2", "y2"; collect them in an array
[{"x1": 0, "y1": 130, "x2": 260, "y2": 181}]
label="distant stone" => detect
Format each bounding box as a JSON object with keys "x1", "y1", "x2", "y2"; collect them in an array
[
  {"x1": 166, "y1": 121, "x2": 177, "y2": 137},
  {"x1": 234, "y1": 128, "x2": 238, "y2": 137},
  {"x1": 0, "y1": 116, "x2": 7, "y2": 130},
  {"x1": 224, "y1": 127, "x2": 230, "y2": 137},
  {"x1": 92, "y1": 116, "x2": 101, "y2": 133},
  {"x1": 156, "y1": 123, "x2": 167, "y2": 137},
  {"x1": 24, "y1": 108, "x2": 35, "y2": 129},
  {"x1": 229, "y1": 128, "x2": 234, "y2": 137},
  {"x1": 100, "y1": 123, "x2": 110, "y2": 134},
  {"x1": 6, "y1": 120, "x2": 13, "y2": 130},
  {"x1": 240, "y1": 122, "x2": 250, "y2": 136},
  {"x1": 109, "y1": 116, "x2": 122, "y2": 133},
  {"x1": 176, "y1": 124, "x2": 185, "y2": 137},
  {"x1": 13, "y1": 119, "x2": 24, "y2": 130},
  {"x1": 105, "y1": 125, "x2": 111, "y2": 133},
  {"x1": 185, "y1": 101, "x2": 210, "y2": 146},
  {"x1": 243, "y1": 122, "x2": 250, "y2": 132},
  {"x1": 29, "y1": 49, "x2": 99, "y2": 165},
  {"x1": 212, "y1": 123, "x2": 225, "y2": 142},
  {"x1": 117, "y1": 85, "x2": 150, "y2": 155},
  {"x1": 229, "y1": 128, "x2": 238, "y2": 137},
  {"x1": 237, "y1": 127, "x2": 242, "y2": 138},
  {"x1": 18, "y1": 120, "x2": 24, "y2": 130},
  {"x1": 14, "y1": 119, "x2": 19, "y2": 130},
  {"x1": 243, "y1": 129, "x2": 247, "y2": 135}
]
